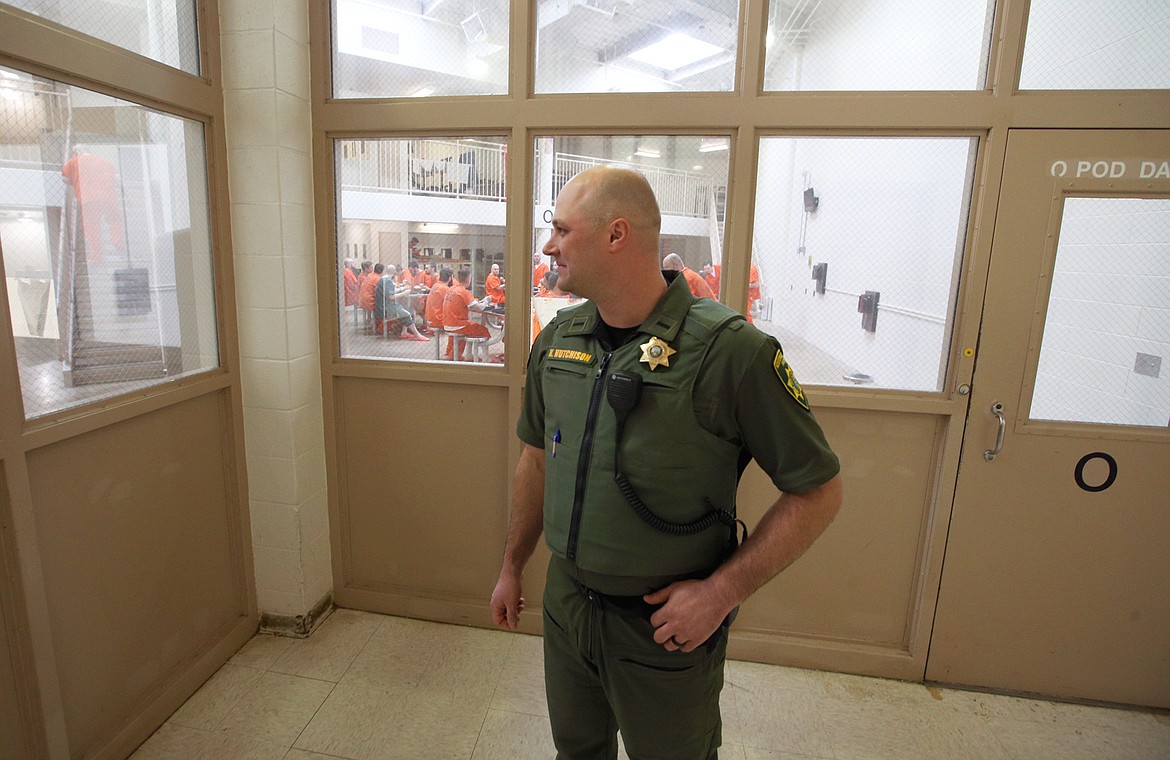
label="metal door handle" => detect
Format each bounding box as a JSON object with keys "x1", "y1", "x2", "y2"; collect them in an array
[{"x1": 984, "y1": 402, "x2": 1005, "y2": 462}]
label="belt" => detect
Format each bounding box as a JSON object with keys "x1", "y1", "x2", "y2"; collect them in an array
[
  {"x1": 572, "y1": 578, "x2": 661, "y2": 620},
  {"x1": 572, "y1": 576, "x2": 736, "y2": 650}
]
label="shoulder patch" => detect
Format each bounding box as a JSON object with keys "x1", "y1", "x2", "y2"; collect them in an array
[{"x1": 773, "y1": 349, "x2": 810, "y2": 410}]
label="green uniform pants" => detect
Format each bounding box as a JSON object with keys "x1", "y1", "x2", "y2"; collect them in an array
[{"x1": 542, "y1": 557, "x2": 726, "y2": 760}]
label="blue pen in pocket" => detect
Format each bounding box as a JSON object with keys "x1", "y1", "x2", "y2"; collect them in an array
[{"x1": 553, "y1": 429, "x2": 560, "y2": 458}]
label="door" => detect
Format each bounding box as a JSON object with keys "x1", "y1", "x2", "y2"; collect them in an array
[{"x1": 928, "y1": 130, "x2": 1170, "y2": 708}]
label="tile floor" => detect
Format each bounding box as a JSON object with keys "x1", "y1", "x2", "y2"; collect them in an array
[{"x1": 132, "y1": 608, "x2": 1170, "y2": 760}]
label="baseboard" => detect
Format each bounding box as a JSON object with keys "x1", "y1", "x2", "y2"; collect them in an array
[{"x1": 258, "y1": 592, "x2": 334, "y2": 638}]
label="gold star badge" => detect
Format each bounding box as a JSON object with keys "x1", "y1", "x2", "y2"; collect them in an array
[{"x1": 639, "y1": 336, "x2": 676, "y2": 370}]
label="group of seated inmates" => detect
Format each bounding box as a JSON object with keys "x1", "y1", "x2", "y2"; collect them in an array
[
  {"x1": 343, "y1": 257, "x2": 501, "y2": 361},
  {"x1": 352, "y1": 261, "x2": 430, "y2": 340}
]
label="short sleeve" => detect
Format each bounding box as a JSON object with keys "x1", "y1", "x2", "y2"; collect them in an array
[{"x1": 696, "y1": 327, "x2": 839, "y2": 494}]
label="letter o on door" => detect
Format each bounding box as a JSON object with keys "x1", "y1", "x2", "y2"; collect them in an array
[{"x1": 1074, "y1": 452, "x2": 1118, "y2": 493}]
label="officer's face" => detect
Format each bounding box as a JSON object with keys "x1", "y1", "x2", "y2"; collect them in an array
[{"x1": 544, "y1": 180, "x2": 607, "y2": 297}]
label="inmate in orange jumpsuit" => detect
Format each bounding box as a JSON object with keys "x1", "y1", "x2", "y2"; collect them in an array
[
  {"x1": 443, "y1": 283, "x2": 491, "y2": 339},
  {"x1": 681, "y1": 267, "x2": 715, "y2": 300},
  {"x1": 748, "y1": 261, "x2": 761, "y2": 323},
  {"x1": 343, "y1": 267, "x2": 359, "y2": 307},
  {"x1": 425, "y1": 281, "x2": 450, "y2": 328},
  {"x1": 532, "y1": 261, "x2": 549, "y2": 290},
  {"x1": 61, "y1": 151, "x2": 125, "y2": 262},
  {"x1": 358, "y1": 269, "x2": 379, "y2": 312},
  {"x1": 704, "y1": 264, "x2": 720, "y2": 298},
  {"x1": 426, "y1": 280, "x2": 453, "y2": 358},
  {"x1": 485, "y1": 272, "x2": 506, "y2": 305}
]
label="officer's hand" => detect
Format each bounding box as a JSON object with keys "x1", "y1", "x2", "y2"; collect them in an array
[
  {"x1": 490, "y1": 569, "x2": 525, "y2": 631},
  {"x1": 644, "y1": 580, "x2": 727, "y2": 653}
]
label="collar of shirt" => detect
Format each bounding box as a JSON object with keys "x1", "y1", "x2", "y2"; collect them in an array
[{"x1": 560, "y1": 271, "x2": 693, "y2": 351}]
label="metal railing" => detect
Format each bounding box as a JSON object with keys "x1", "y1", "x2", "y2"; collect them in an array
[
  {"x1": 338, "y1": 138, "x2": 508, "y2": 201},
  {"x1": 336, "y1": 140, "x2": 718, "y2": 219},
  {"x1": 551, "y1": 152, "x2": 714, "y2": 218}
]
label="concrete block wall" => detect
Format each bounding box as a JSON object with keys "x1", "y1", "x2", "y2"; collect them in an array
[{"x1": 220, "y1": 0, "x2": 332, "y2": 628}]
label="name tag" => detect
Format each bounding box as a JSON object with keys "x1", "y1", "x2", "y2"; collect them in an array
[{"x1": 548, "y1": 347, "x2": 596, "y2": 365}]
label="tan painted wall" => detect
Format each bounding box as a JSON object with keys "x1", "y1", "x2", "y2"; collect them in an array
[{"x1": 26, "y1": 394, "x2": 252, "y2": 756}]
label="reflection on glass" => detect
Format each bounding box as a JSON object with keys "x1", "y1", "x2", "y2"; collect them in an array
[
  {"x1": 1020, "y1": 1, "x2": 1170, "y2": 90},
  {"x1": 763, "y1": 0, "x2": 994, "y2": 91},
  {"x1": 333, "y1": 0, "x2": 509, "y2": 98},
  {"x1": 336, "y1": 137, "x2": 508, "y2": 364},
  {"x1": 0, "y1": 66, "x2": 218, "y2": 419},
  {"x1": 530, "y1": 135, "x2": 732, "y2": 342},
  {"x1": 751, "y1": 136, "x2": 976, "y2": 392},
  {"x1": 1031, "y1": 198, "x2": 1170, "y2": 427},
  {"x1": 535, "y1": 0, "x2": 739, "y2": 94},
  {"x1": 4, "y1": 0, "x2": 199, "y2": 75}
]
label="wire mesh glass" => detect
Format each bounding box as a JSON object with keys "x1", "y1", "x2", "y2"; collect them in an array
[
  {"x1": 535, "y1": 0, "x2": 739, "y2": 94},
  {"x1": 763, "y1": 0, "x2": 994, "y2": 91},
  {"x1": 1030, "y1": 197, "x2": 1170, "y2": 428},
  {"x1": 530, "y1": 134, "x2": 732, "y2": 343},
  {"x1": 336, "y1": 136, "x2": 509, "y2": 364},
  {"x1": 0, "y1": 66, "x2": 219, "y2": 419},
  {"x1": 750, "y1": 136, "x2": 977, "y2": 392},
  {"x1": 1019, "y1": 0, "x2": 1170, "y2": 90},
  {"x1": 333, "y1": 0, "x2": 509, "y2": 98},
  {"x1": 3, "y1": 0, "x2": 199, "y2": 76}
]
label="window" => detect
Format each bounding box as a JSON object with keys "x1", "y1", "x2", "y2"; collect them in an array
[
  {"x1": 0, "y1": 66, "x2": 218, "y2": 418},
  {"x1": 535, "y1": 0, "x2": 739, "y2": 94},
  {"x1": 1019, "y1": 0, "x2": 1170, "y2": 90},
  {"x1": 1031, "y1": 197, "x2": 1170, "y2": 427},
  {"x1": 763, "y1": 0, "x2": 995, "y2": 91},
  {"x1": 333, "y1": 0, "x2": 509, "y2": 98},
  {"x1": 3, "y1": 0, "x2": 199, "y2": 75},
  {"x1": 530, "y1": 134, "x2": 732, "y2": 343},
  {"x1": 750, "y1": 135, "x2": 977, "y2": 392},
  {"x1": 336, "y1": 136, "x2": 508, "y2": 364}
]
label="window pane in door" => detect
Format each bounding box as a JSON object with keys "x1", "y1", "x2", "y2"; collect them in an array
[
  {"x1": 751, "y1": 136, "x2": 977, "y2": 392},
  {"x1": 1030, "y1": 197, "x2": 1170, "y2": 428},
  {"x1": 336, "y1": 136, "x2": 508, "y2": 364},
  {"x1": 535, "y1": 0, "x2": 739, "y2": 94},
  {"x1": 1020, "y1": 1, "x2": 1170, "y2": 90},
  {"x1": 333, "y1": 0, "x2": 509, "y2": 98},
  {"x1": 4, "y1": 0, "x2": 199, "y2": 75},
  {"x1": 0, "y1": 66, "x2": 219, "y2": 419},
  {"x1": 763, "y1": 0, "x2": 995, "y2": 91}
]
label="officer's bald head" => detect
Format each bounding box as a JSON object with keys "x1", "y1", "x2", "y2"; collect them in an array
[{"x1": 568, "y1": 166, "x2": 661, "y2": 237}]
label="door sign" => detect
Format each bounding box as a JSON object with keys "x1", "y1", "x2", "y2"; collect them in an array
[{"x1": 1049, "y1": 160, "x2": 1169, "y2": 179}]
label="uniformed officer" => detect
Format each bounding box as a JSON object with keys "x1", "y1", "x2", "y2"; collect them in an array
[{"x1": 490, "y1": 166, "x2": 842, "y2": 760}]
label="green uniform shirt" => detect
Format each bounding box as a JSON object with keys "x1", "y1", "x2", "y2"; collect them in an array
[{"x1": 518, "y1": 274, "x2": 839, "y2": 496}]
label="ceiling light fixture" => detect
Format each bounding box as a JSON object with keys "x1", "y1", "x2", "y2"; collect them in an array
[
  {"x1": 634, "y1": 144, "x2": 661, "y2": 159},
  {"x1": 627, "y1": 32, "x2": 723, "y2": 71},
  {"x1": 699, "y1": 137, "x2": 729, "y2": 153}
]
